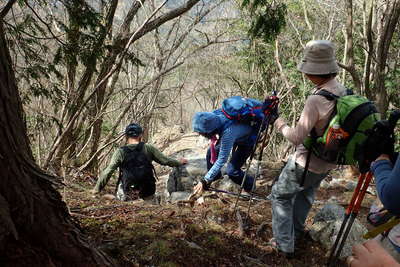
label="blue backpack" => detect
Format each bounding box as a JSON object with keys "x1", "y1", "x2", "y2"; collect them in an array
[{"x1": 220, "y1": 96, "x2": 264, "y2": 126}]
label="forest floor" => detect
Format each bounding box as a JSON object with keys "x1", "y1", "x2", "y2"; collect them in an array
[{"x1": 63, "y1": 163, "x2": 373, "y2": 267}]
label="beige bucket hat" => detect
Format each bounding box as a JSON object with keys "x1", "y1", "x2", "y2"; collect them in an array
[{"x1": 297, "y1": 40, "x2": 340, "y2": 75}]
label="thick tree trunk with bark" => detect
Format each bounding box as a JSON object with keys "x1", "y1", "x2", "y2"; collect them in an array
[{"x1": 0, "y1": 21, "x2": 113, "y2": 266}]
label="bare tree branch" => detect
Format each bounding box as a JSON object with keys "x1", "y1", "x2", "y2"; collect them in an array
[{"x1": 0, "y1": 0, "x2": 17, "y2": 19}]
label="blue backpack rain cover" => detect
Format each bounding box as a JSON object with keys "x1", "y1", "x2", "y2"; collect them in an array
[
  {"x1": 221, "y1": 96, "x2": 264, "y2": 123},
  {"x1": 216, "y1": 96, "x2": 265, "y2": 144}
]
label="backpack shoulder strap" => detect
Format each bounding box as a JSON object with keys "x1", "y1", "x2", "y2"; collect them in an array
[
  {"x1": 314, "y1": 89, "x2": 339, "y2": 101},
  {"x1": 136, "y1": 142, "x2": 145, "y2": 152},
  {"x1": 120, "y1": 145, "x2": 129, "y2": 153},
  {"x1": 308, "y1": 89, "x2": 339, "y2": 138},
  {"x1": 138, "y1": 142, "x2": 158, "y2": 180}
]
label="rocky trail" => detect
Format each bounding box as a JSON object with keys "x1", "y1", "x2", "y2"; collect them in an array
[{"x1": 63, "y1": 127, "x2": 375, "y2": 266}]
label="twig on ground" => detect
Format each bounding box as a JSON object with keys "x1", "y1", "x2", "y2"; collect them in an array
[
  {"x1": 236, "y1": 210, "x2": 245, "y2": 237},
  {"x1": 70, "y1": 212, "x2": 113, "y2": 219}
]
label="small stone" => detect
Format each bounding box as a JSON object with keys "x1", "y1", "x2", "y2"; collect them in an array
[
  {"x1": 170, "y1": 191, "x2": 192, "y2": 203},
  {"x1": 102, "y1": 194, "x2": 116, "y2": 200},
  {"x1": 185, "y1": 240, "x2": 203, "y2": 250},
  {"x1": 320, "y1": 180, "x2": 330, "y2": 189},
  {"x1": 196, "y1": 196, "x2": 205, "y2": 205},
  {"x1": 345, "y1": 181, "x2": 357, "y2": 191}
]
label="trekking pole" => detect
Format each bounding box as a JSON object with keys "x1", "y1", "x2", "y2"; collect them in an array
[
  {"x1": 231, "y1": 114, "x2": 271, "y2": 215},
  {"x1": 208, "y1": 187, "x2": 267, "y2": 201},
  {"x1": 232, "y1": 92, "x2": 279, "y2": 216},
  {"x1": 327, "y1": 171, "x2": 373, "y2": 266},
  {"x1": 245, "y1": 122, "x2": 273, "y2": 221}
]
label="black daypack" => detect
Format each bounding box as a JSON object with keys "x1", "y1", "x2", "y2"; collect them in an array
[{"x1": 119, "y1": 142, "x2": 156, "y2": 194}]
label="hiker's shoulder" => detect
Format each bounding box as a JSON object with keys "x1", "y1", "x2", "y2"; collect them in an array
[
  {"x1": 143, "y1": 143, "x2": 158, "y2": 153},
  {"x1": 109, "y1": 146, "x2": 125, "y2": 162}
]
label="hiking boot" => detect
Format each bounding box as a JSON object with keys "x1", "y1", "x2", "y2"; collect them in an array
[
  {"x1": 266, "y1": 238, "x2": 295, "y2": 259},
  {"x1": 242, "y1": 191, "x2": 251, "y2": 197},
  {"x1": 280, "y1": 251, "x2": 295, "y2": 259},
  {"x1": 296, "y1": 230, "x2": 313, "y2": 242}
]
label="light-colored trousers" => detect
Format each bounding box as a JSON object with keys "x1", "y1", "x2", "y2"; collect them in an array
[{"x1": 271, "y1": 156, "x2": 328, "y2": 253}]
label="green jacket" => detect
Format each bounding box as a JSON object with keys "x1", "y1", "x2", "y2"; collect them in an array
[{"x1": 93, "y1": 143, "x2": 182, "y2": 192}]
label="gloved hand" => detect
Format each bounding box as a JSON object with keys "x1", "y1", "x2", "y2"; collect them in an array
[
  {"x1": 374, "y1": 120, "x2": 395, "y2": 156},
  {"x1": 268, "y1": 106, "x2": 279, "y2": 124},
  {"x1": 193, "y1": 179, "x2": 210, "y2": 196},
  {"x1": 262, "y1": 95, "x2": 279, "y2": 124},
  {"x1": 262, "y1": 95, "x2": 279, "y2": 114},
  {"x1": 363, "y1": 120, "x2": 394, "y2": 162}
]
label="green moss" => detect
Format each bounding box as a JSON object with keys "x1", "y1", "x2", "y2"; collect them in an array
[
  {"x1": 144, "y1": 240, "x2": 173, "y2": 259},
  {"x1": 206, "y1": 234, "x2": 222, "y2": 246},
  {"x1": 159, "y1": 261, "x2": 179, "y2": 267}
]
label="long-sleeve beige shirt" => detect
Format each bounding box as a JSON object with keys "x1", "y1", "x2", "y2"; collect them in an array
[{"x1": 274, "y1": 78, "x2": 347, "y2": 174}]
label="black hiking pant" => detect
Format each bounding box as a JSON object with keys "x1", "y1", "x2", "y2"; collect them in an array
[{"x1": 118, "y1": 180, "x2": 155, "y2": 201}]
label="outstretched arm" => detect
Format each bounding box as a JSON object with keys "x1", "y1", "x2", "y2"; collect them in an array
[
  {"x1": 203, "y1": 127, "x2": 235, "y2": 183},
  {"x1": 93, "y1": 149, "x2": 123, "y2": 193},
  {"x1": 274, "y1": 96, "x2": 320, "y2": 145},
  {"x1": 371, "y1": 155, "x2": 400, "y2": 215},
  {"x1": 146, "y1": 144, "x2": 184, "y2": 167}
]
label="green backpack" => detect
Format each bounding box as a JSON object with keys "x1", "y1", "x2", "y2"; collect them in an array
[{"x1": 304, "y1": 90, "x2": 381, "y2": 166}]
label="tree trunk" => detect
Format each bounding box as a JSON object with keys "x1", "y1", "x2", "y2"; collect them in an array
[
  {"x1": 343, "y1": 0, "x2": 362, "y2": 92},
  {"x1": 84, "y1": 0, "x2": 201, "y2": 172},
  {"x1": 0, "y1": 20, "x2": 113, "y2": 266},
  {"x1": 374, "y1": 0, "x2": 400, "y2": 114}
]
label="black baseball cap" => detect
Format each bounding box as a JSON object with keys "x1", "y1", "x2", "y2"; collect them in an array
[{"x1": 125, "y1": 123, "x2": 143, "y2": 137}]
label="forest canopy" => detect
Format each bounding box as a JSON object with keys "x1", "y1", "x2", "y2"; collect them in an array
[{"x1": 1, "y1": 0, "x2": 399, "y2": 177}]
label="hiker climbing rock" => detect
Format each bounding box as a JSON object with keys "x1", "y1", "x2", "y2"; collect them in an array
[
  {"x1": 92, "y1": 123, "x2": 188, "y2": 201},
  {"x1": 268, "y1": 40, "x2": 347, "y2": 259},
  {"x1": 191, "y1": 96, "x2": 273, "y2": 196}
]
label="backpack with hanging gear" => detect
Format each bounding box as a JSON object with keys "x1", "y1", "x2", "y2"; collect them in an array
[
  {"x1": 219, "y1": 96, "x2": 265, "y2": 127},
  {"x1": 116, "y1": 142, "x2": 156, "y2": 195},
  {"x1": 303, "y1": 89, "x2": 381, "y2": 168},
  {"x1": 217, "y1": 95, "x2": 278, "y2": 143}
]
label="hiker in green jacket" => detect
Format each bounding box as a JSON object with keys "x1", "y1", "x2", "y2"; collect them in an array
[{"x1": 92, "y1": 123, "x2": 188, "y2": 201}]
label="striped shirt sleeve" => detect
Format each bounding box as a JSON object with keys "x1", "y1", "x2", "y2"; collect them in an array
[{"x1": 204, "y1": 124, "x2": 252, "y2": 182}]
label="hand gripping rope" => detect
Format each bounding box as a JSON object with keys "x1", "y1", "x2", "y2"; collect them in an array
[{"x1": 232, "y1": 92, "x2": 279, "y2": 218}]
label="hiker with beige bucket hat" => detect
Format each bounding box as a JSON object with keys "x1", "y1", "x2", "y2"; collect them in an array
[{"x1": 266, "y1": 40, "x2": 347, "y2": 258}]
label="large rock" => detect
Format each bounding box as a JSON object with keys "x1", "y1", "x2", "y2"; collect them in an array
[
  {"x1": 167, "y1": 165, "x2": 197, "y2": 193},
  {"x1": 152, "y1": 130, "x2": 210, "y2": 203},
  {"x1": 310, "y1": 203, "x2": 367, "y2": 260},
  {"x1": 152, "y1": 127, "x2": 259, "y2": 202},
  {"x1": 169, "y1": 191, "x2": 192, "y2": 203},
  {"x1": 213, "y1": 176, "x2": 241, "y2": 193}
]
